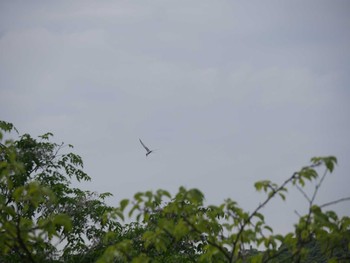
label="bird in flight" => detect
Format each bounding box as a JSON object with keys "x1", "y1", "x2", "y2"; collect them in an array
[{"x1": 139, "y1": 138, "x2": 154, "y2": 156}]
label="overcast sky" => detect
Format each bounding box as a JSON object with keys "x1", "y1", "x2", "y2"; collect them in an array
[{"x1": 1, "y1": 0, "x2": 349, "y2": 234}]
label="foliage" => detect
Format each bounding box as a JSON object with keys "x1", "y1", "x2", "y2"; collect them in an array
[
  {"x1": 0, "y1": 121, "x2": 120, "y2": 262},
  {"x1": 1, "y1": 120, "x2": 350, "y2": 262},
  {"x1": 100, "y1": 158, "x2": 350, "y2": 262}
]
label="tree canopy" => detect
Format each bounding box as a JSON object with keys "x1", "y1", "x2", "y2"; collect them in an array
[{"x1": 0, "y1": 120, "x2": 349, "y2": 262}]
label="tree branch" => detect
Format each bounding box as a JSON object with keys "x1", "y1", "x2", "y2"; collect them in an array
[
  {"x1": 320, "y1": 197, "x2": 350, "y2": 208},
  {"x1": 16, "y1": 217, "x2": 36, "y2": 263},
  {"x1": 182, "y1": 216, "x2": 231, "y2": 260},
  {"x1": 296, "y1": 185, "x2": 311, "y2": 203},
  {"x1": 310, "y1": 168, "x2": 328, "y2": 205},
  {"x1": 230, "y1": 171, "x2": 299, "y2": 262}
]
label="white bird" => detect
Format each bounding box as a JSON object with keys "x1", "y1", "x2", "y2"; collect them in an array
[{"x1": 139, "y1": 139, "x2": 154, "y2": 156}]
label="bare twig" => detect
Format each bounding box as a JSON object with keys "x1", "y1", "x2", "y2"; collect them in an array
[
  {"x1": 296, "y1": 185, "x2": 311, "y2": 203},
  {"x1": 320, "y1": 197, "x2": 350, "y2": 208},
  {"x1": 294, "y1": 210, "x2": 302, "y2": 218},
  {"x1": 310, "y1": 168, "x2": 328, "y2": 205}
]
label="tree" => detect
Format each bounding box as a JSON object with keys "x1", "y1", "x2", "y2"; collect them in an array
[
  {"x1": 0, "y1": 121, "x2": 120, "y2": 262},
  {"x1": 98, "y1": 157, "x2": 350, "y2": 262},
  {"x1": 1, "y1": 120, "x2": 349, "y2": 262}
]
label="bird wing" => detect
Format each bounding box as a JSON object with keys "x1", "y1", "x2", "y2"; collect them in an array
[{"x1": 139, "y1": 139, "x2": 150, "y2": 152}]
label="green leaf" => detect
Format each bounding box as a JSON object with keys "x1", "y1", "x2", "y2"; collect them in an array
[
  {"x1": 134, "y1": 192, "x2": 143, "y2": 202},
  {"x1": 145, "y1": 191, "x2": 153, "y2": 199},
  {"x1": 255, "y1": 182, "x2": 263, "y2": 191},
  {"x1": 120, "y1": 199, "x2": 129, "y2": 211},
  {"x1": 187, "y1": 188, "x2": 204, "y2": 204},
  {"x1": 279, "y1": 192, "x2": 286, "y2": 201},
  {"x1": 254, "y1": 212, "x2": 265, "y2": 221},
  {"x1": 0, "y1": 121, "x2": 19, "y2": 133},
  {"x1": 53, "y1": 214, "x2": 72, "y2": 232},
  {"x1": 264, "y1": 225, "x2": 273, "y2": 233},
  {"x1": 100, "y1": 192, "x2": 113, "y2": 199},
  {"x1": 328, "y1": 258, "x2": 338, "y2": 263},
  {"x1": 132, "y1": 254, "x2": 150, "y2": 263},
  {"x1": 157, "y1": 189, "x2": 171, "y2": 199},
  {"x1": 115, "y1": 209, "x2": 125, "y2": 221},
  {"x1": 39, "y1": 132, "x2": 54, "y2": 140},
  {"x1": 173, "y1": 219, "x2": 189, "y2": 241},
  {"x1": 325, "y1": 210, "x2": 338, "y2": 221},
  {"x1": 324, "y1": 156, "x2": 337, "y2": 172}
]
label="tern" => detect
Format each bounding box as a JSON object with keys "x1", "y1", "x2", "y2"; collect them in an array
[{"x1": 139, "y1": 139, "x2": 154, "y2": 156}]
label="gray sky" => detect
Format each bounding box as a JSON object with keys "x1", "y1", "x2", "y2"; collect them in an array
[{"x1": 1, "y1": 1, "x2": 349, "y2": 234}]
